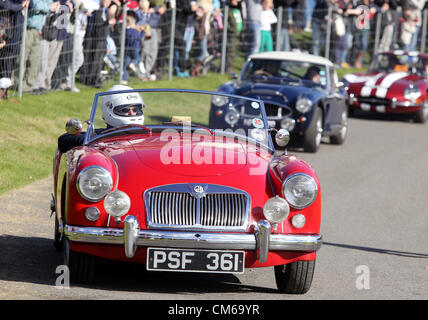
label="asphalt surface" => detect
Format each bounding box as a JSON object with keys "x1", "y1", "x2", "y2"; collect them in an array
[{"x1": 1, "y1": 110, "x2": 427, "y2": 301}]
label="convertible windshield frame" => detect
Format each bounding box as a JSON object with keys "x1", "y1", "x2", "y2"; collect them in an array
[{"x1": 84, "y1": 88, "x2": 275, "y2": 152}]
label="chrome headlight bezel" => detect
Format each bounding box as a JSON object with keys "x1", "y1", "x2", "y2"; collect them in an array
[
  {"x1": 282, "y1": 173, "x2": 318, "y2": 209},
  {"x1": 77, "y1": 165, "x2": 113, "y2": 202},
  {"x1": 404, "y1": 84, "x2": 421, "y2": 102},
  {"x1": 295, "y1": 97, "x2": 313, "y2": 114}
]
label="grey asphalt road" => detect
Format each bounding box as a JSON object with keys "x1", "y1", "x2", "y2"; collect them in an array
[{"x1": 1, "y1": 110, "x2": 427, "y2": 300}]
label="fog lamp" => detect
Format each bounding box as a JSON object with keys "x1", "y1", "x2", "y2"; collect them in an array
[
  {"x1": 263, "y1": 196, "x2": 290, "y2": 224},
  {"x1": 104, "y1": 190, "x2": 131, "y2": 218}
]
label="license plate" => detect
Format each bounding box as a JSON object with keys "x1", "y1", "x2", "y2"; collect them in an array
[{"x1": 146, "y1": 248, "x2": 245, "y2": 274}]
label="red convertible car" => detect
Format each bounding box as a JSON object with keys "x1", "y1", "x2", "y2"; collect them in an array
[
  {"x1": 342, "y1": 51, "x2": 428, "y2": 123},
  {"x1": 52, "y1": 88, "x2": 322, "y2": 294}
]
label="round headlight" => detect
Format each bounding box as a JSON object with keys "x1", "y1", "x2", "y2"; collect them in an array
[
  {"x1": 104, "y1": 190, "x2": 131, "y2": 218},
  {"x1": 77, "y1": 166, "x2": 113, "y2": 202},
  {"x1": 295, "y1": 97, "x2": 312, "y2": 114},
  {"x1": 282, "y1": 173, "x2": 318, "y2": 209},
  {"x1": 263, "y1": 196, "x2": 290, "y2": 224},
  {"x1": 212, "y1": 95, "x2": 229, "y2": 107},
  {"x1": 404, "y1": 85, "x2": 421, "y2": 102}
]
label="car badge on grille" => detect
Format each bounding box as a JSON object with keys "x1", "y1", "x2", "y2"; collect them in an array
[{"x1": 190, "y1": 185, "x2": 207, "y2": 198}]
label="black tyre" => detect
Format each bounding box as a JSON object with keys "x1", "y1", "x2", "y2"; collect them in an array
[
  {"x1": 63, "y1": 238, "x2": 95, "y2": 284},
  {"x1": 53, "y1": 216, "x2": 63, "y2": 252},
  {"x1": 348, "y1": 105, "x2": 355, "y2": 117},
  {"x1": 274, "y1": 260, "x2": 316, "y2": 294},
  {"x1": 330, "y1": 108, "x2": 348, "y2": 145},
  {"x1": 303, "y1": 107, "x2": 322, "y2": 153},
  {"x1": 413, "y1": 99, "x2": 428, "y2": 123}
]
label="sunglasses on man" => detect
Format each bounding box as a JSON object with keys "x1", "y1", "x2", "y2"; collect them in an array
[{"x1": 114, "y1": 104, "x2": 143, "y2": 116}]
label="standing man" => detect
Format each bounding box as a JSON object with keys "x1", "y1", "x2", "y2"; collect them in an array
[
  {"x1": 274, "y1": 0, "x2": 298, "y2": 52},
  {"x1": 80, "y1": 0, "x2": 111, "y2": 87},
  {"x1": 225, "y1": 0, "x2": 242, "y2": 73},
  {"x1": 0, "y1": 0, "x2": 32, "y2": 79},
  {"x1": 33, "y1": 0, "x2": 74, "y2": 93},
  {"x1": 311, "y1": 0, "x2": 330, "y2": 57},
  {"x1": 244, "y1": 0, "x2": 262, "y2": 57},
  {"x1": 22, "y1": 0, "x2": 60, "y2": 92},
  {"x1": 137, "y1": 0, "x2": 166, "y2": 80},
  {"x1": 174, "y1": 0, "x2": 197, "y2": 77}
]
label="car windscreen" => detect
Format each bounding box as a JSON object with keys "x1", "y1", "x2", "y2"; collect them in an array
[
  {"x1": 241, "y1": 58, "x2": 327, "y2": 87},
  {"x1": 369, "y1": 53, "x2": 427, "y2": 74},
  {"x1": 86, "y1": 89, "x2": 273, "y2": 151}
]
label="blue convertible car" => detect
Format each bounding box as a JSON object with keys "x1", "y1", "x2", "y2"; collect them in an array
[{"x1": 210, "y1": 52, "x2": 348, "y2": 152}]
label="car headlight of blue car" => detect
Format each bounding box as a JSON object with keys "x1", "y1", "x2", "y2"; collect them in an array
[
  {"x1": 295, "y1": 97, "x2": 313, "y2": 114},
  {"x1": 212, "y1": 95, "x2": 229, "y2": 107}
]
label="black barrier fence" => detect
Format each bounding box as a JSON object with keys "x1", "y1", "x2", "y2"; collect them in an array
[{"x1": 1, "y1": 3, "x2": 427, "y2": 99}]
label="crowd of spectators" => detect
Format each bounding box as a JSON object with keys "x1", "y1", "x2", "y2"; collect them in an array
[{"x1": 0, "y1": 0, "x2": 427, "y2": 98}]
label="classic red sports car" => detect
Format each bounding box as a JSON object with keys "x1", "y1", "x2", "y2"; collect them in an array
[
  {"x1": 52, "y1": 88, "x2": 322, "y2": 294},
  {"x1": 342, "y1": 51, "x2": 428, "y2": 123}
]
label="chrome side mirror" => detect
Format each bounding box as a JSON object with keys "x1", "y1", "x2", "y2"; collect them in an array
[
  {"x1": 275, "y1": 129, "x2": 290, "y2": 147},
  {"x1": 65, "y1": 118, "x2": 83, "y2": 135}
]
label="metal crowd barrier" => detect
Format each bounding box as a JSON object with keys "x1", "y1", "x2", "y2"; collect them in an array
[{"x1": 0, "y1": 5, "x2": 426, "y2": 99}]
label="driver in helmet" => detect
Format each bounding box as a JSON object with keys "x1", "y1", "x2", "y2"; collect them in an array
[{"x1": 58, "y1": 85, "x2": 145, "y2": 153}]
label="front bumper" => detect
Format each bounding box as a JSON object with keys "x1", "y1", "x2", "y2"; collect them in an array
[
  {"x1": 348, "y1": 95, "x2": 424, "y2": 113},
  {"x1": 63, "y1": 215, "x2": 322, "y2": 264}
]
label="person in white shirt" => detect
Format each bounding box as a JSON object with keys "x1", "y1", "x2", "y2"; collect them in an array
[{"x1": 259, "y1": 0, "x2": 277, "y2": 52}]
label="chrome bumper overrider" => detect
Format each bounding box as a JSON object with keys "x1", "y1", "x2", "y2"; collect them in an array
[{"x1": 63, "y1": 215, "x2": 322, "y2": 263}]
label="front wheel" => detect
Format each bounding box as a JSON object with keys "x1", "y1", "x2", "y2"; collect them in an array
[
  {"x1": 303, "y1": 107, "x2": 323, "y2": 153},
  {"x1": 330, "y1": 108, "x2": 348, "y2": 145},
  {"x1": 63, "y1": 238, "x2": 95, "y2": 284},
  {"x1": 53, "y1": 216, "x2": 63, "y2": 252},
  {"x1": 413, "y1": 99, "x2": 428, "y2": 123},
  {"x1": 274, "y1": 260, "x2": 316, "y2": 294}
]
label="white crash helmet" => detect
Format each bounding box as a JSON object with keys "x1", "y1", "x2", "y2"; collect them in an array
[{"x1": 101, "y1": 85, "x2": 145, "y2": 127}]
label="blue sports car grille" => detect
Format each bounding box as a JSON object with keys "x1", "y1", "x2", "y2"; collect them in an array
[
  {"x1": 144, "y1": 184, "x2": 250, "y2": 231},
  {"x1": 264, "y1": 103, "x2": 292, "y2": 118}
]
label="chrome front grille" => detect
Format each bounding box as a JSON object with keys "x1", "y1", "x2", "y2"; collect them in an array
[
  {"x1": 144, "y1": 184, "x2": 250, "y2": 231},
  {"x1": 199, "y1": 194, "x2": 247, "y2": 227},
  {"x1": 149, "y1": 192, "x2": 197, "y2": 225}
]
